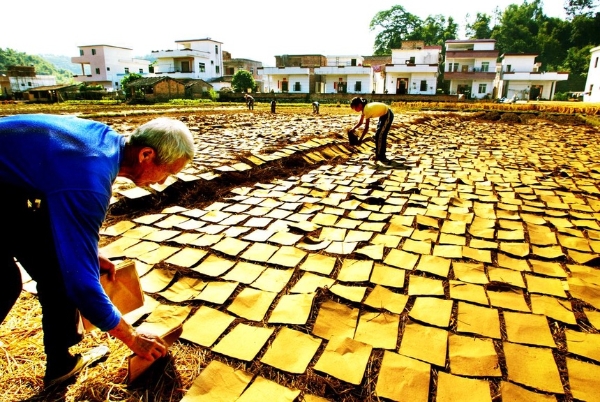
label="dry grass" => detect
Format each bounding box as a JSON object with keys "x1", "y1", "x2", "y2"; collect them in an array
[{"x1": 1, "y1": 102, "x2": 598, "y2": 401}]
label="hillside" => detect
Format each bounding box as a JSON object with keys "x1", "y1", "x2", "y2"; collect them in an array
[{"x1": 0, "y1": 48, "x2": 75, "y2": 84}]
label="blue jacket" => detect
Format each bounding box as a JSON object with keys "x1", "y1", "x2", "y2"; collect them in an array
[{"x1": 0, "y1": 114, "x2": 125, "y2": 331}]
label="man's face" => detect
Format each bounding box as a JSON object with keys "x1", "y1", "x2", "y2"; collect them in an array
[{"x1": 134, "y1": 157, "x2": 187, "y2": 187}]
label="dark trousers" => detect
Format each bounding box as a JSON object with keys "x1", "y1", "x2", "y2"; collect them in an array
[
  {"x1": 375, "y1": 109, "x2": 393, "y2": 160},
  {"x1": 0, "y1": 185, "x2": 82, "y2": 360}
]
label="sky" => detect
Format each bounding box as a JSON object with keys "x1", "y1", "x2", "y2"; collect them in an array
[{"x1": 1, "y1": 0, "x2": 574, "y2": 66}]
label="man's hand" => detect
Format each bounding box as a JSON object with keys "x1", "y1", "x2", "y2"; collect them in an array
[
  {"x1": 108, "y1": 318, "x2": 169, "y2": 361},
  {"x1": 128, "y1": 331, "x2": 169, "y2": 361},
  {"x1": 99, "y1": 253, "x2": 116, "y2": 281}
]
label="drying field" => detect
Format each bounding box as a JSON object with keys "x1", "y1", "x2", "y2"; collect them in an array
[{"x1": 1, "y1": 102, "x2": 600, "y2": 402}]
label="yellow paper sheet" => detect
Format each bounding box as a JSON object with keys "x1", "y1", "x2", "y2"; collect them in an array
[
  {"x1": 375, "y1": 352, "x2": 430, "y2": 402},
  {"x1": 181, "y1": 360, "x2": 252, "y2": 402},
  {"x1": 260, "y1": 327, "x2": 322, "y2": 373},
  {"x1": 313, "y1": 335, "x2": 373, "y2": 385}
]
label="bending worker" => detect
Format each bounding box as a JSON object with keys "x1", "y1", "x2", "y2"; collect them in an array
[{"x1": 0, "y1": 114, "x2": 195, "y2": 387}]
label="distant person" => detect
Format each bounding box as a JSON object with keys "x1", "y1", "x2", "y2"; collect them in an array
[
  {"x1": 0, "y1": 114, "x2": 195, "y2": 387},
  {"x1": 312, "y1": 101, "x2": 320, "y2": 114},
  {"x1": 349, "y1": 97, "x2": 393, "y2": 163},
  {"x1": 270, "y1": 99, "x2": 276, "y2": 113},
  {"x1": 244, "y1": 94, "x2": 254, "y2": 110}
]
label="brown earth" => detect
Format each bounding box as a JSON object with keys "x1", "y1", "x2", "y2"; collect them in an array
[{"x1": 1, "y1": 102, "x2": 599, "y2": 402}]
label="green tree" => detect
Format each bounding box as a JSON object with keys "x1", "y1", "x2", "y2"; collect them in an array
[
  {"x1": 0, "y1": 48, "x2": 74, "y2": 83},
  {"x1": 121, "y1": 72, "x2": 142, "y2": 88},
  {"x1": 369, "y1": 5, "x2": 423, "y2": 55},
  {"x1": 491, "y1": 0, "x2": 545, "y2": 54},
  {"x1": 465, "y1": 13, "x2": 493, "y2": 39},
  {"x1": 564, "y1": 0, "x2": 598, "y2": 18},
  {"x1": 415, "y1": 15, "x2": 458, "y2": 45},
  {"x1": 231, "y1": 70, "x2": 256, "y2": 93},
  {"x1": 560, "y1": 44, "x2": 595, "y2": 75}
]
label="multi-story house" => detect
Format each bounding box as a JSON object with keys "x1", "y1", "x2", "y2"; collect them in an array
[
  {"x1": 222, "y1": 52, "x2": 263, "y2": 91},
  {"x1": 444, "y1": 39, "x2": 498, "y2": 99},
  {"x1": 259, "y1": 54, "x2": 326, "y2": 94},
  {"x1": 383, "y1": 41, "x2": 441, "y2": 95},
  {"x1": 495, "y1": 53, "x2": 568, "y2": 100},
  {"x1": 314, "y1": 55, "x2": 373, "y2": 94},
  {"x1": 71, "y1": 45, "x2": 151, "y2": 91},
  {"x1": 7, "y1": 66, "x2": 56, "y2": 96},
  {"x1": 151, "y1": 38, "x2": 223, "y2": 86},
  {"x1": 583, "y1": 45, "x2": 600, "y2": 102}
]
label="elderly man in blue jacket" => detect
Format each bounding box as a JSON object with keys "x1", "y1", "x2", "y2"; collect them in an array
[{"x1": 0, "y1": 114, "x2": 195, "y2": 387}]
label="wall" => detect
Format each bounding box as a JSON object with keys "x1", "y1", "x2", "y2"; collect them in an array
[
  {"x1": 153, "y1": 80, "x2": 185, "y2": 101},
  {"x1": 220, "y1": 92, "x2": 458, "y2": 103}
]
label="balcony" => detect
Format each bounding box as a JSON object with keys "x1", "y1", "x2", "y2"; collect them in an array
[
  {"x1": 445, "y1": 69, "x2": 496, "y2": 80},
  {"x1": 500, "y1": 71, "x2": 569, "y2": 82},
  {"x1": 385, "y1": 64, "x2": 439, "y2": 74},
  {"x1": 314, "y1": 66, "x2": 371, "y2": 75},
  {"x1": 151, "y1": 49, "x2": 210, "y2": 58}
]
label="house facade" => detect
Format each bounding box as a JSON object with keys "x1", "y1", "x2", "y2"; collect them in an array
[
  {"x1": 583, "y1": 45, "x2": 600, "y2": 102},
  {"x1": 314, "y1": 55, "x2": 373, "y2": 94},
  {"x1": 126, "y1": 76, "x2": 185, "y2": 102},
  {"x1": 384, "y1": 41, "x2": 441, "y2": 95},
  {"x1": 223, "y1": 52, "x2": 263, "y2": 90},
  {"x1": 151, "y1": 38, "x2": 223, "y2": 83},
  {"x1": 71, "y1": 45, "x2": 151, "y2": 91},
  {"x1": 495, "y1": 53, "x2": 568, "y2": 100},
  {"x1": 444, "y1": 39, "x2": 498, "y2": 99},
  {"x1": 7, "y1": 66, "x2": 56, "y2": 97},
  {"x1": 259, "y1": 54, "x2": 326, "y2": 93}
]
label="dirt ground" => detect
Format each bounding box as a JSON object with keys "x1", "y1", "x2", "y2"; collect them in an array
[{"x1": 1, "y1": 103, "x2": 600, "y2": 402}]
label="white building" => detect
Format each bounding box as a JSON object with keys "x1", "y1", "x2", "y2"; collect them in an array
[
  {"x1": 384, "y1": 41, "x2": 441, "y2": 95},
  {"x1": 495, "y1": 53, "x2": 568, "y2": 100},
  {"x1": 444, "y1": 39, "x2": 498, "y2": 99},
  {"x1": 151, "y1": 38, "x2": 223, "y2": 85},
  {"x1": 583, "y1": 45, "x2": 600, "y2": 102},
  {"x1": 6, "y1": 66, "x2": 56, "y2": 96},
  {"x1": 71, "y1": 45, "x2": 151, "y2": 91},
  {"x1": 314, "y1": 55, "x2": 373, "y2": 94}
]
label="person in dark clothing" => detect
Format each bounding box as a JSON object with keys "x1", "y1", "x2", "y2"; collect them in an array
[
  {"x1": 349, "y1": 97, "x2": 394, "y2": 163},
  {"x1": 312, "y1": 101, "x2": 320, "y2": 114},
  {"x1": 244, "y1": 94, "x2": 255, "y2": 110}
]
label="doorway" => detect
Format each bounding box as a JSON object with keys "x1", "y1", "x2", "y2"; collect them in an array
[{"x1": 396, "y1": 79, "x2": 407, "y2": 94}]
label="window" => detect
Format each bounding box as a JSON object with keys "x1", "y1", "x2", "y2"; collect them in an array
[
  {"x1": 250, "y1": 68, "x2": 254, "y2": 74},
  {"x1": 294, "y1": 82, "x2": 301, "y2": 91},
  {"x1": 95, "y1": 68, "x2": 100, "y2": 74},
  {"x1": 79, "y1": 49, "x2": 84, "y2": 56},
  {"x1": 481, "y1": 62, "x2": 489, "y2": 72},
  {"x1": 449, "y1": 63, "x2": 459, "y2": 72},
  {"x1": 409, "y1": 56, "x2": 416, "y2": 64},
  {"x1": 351, "y1": 58, "x2": 357, "y2": 66},
  {"x1": 139, "y1": 68, "x2": 143, "y2": 73},
  {"x1": 199, "y1": 63, "x2": 205, "y2": 72},
  {"x1": 124, "y1": 67, "x2": 130, "y2": 73},
  {"x1": 506, "y1": 65, "x2": 512, "y2": 72},
  {"x1": 107, "y1": 67, "x2": 110, "y2": 71},
  {"x1": 114, "y1": 82, "x2": 119, "y2": 87},
  {"x1": 27, "y1": 82, "x2": 32, "y2": 86},
  {"x1": 420, "y1": 80, "x2": 427, "y2": 91},
  {"x1": 595, "y1": 57, "x2": 599, "y2": 68},
  {"x1": 92, "y1": 49, "x2": 96, "y2": 55},
  {"x1": 354, "y1": 81, "x2": 362, "y2": 92},
  {"x1": 216, "y1": 65, "x2": 220, "y2": 74},
  {"x1": 478, "y1": 83, "x2": 487, "y2": 94},
  {"x1": 215, "y1": 45, "x2": 218, "y2": 54}
]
